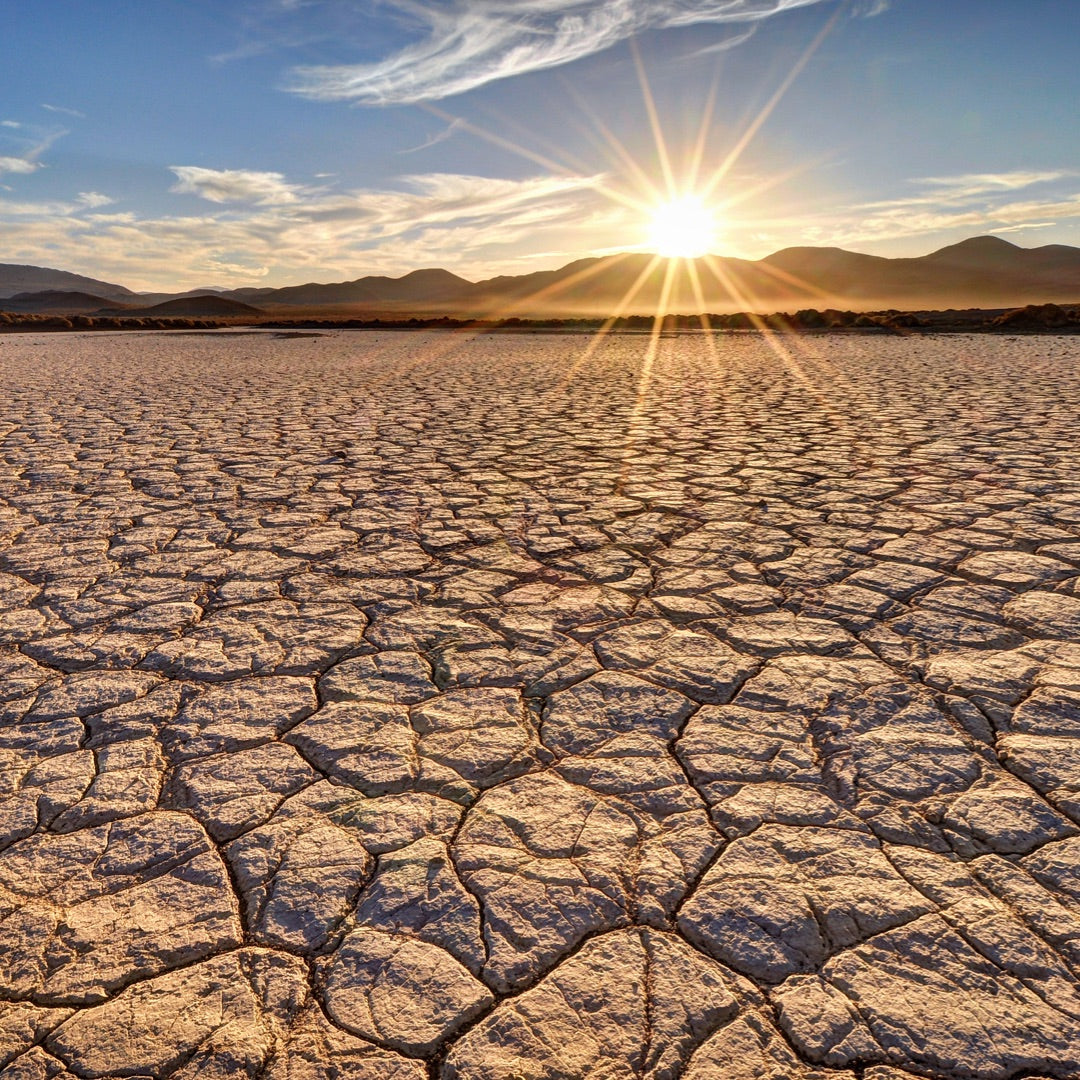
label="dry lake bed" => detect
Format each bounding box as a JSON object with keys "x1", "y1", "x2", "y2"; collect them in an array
[{"x1": 2, "y1": 329, "x2": 1080, "y2": 1079}]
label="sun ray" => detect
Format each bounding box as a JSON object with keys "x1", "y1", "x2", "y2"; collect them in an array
[
  {"x1": 419, "y1": 100, "x2": 653, "y2": 220},
  {"x1": 701, "y1": 4, "x2": 844, "y2": 200},
  {"x1": 353, "y1": 2, "x2": 856, "y2": 414},
  {"x1": 617, "y1": 255, "x2": 678, "y2": 493},
  {"x1": 472, "y1": 99, "x2": 602, "y2": 180},
  {"x1": 716, "y1": 149, "x2": 836, "y2": 215},
  {"x1": 685, "y1": 70, "x2": 722, "y2": 195},
  {"x1": 556, "y1": 77, "x2": 665, "y2": 209},
  {"x1": 419, "y1": 102, "x2": 583, "y2": 180},
  {"x1": 702, "y1": 253, "x2": 855, "y2": 431},
  {"x1": 550, "y1": 254, "x2": 665, "y2": 396},
  {"x1": 631, "y1": 40, "x2": 678, "y2": 200},
  {"x1": 750, "y1": 258, "x2": 841, "y2": 306},
  {"x1": 476, "y1": 250, "x2": 638, "y2": 323},
  {"x1": 685, "y1": 257, "x2": 722, "y2": 361}
]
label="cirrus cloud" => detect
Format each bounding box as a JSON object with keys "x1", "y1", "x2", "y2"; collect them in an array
[{"x1": 287, "y1": 0, "x2": 831, "y2": 105}]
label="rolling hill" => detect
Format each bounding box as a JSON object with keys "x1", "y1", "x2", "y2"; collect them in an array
[
  {"x1": 2, "y1": 290, "x2": 120, "y2": 313},
  {"x1": 209, "y1": 236, "x2": 1080, "y2": 315},
  {"x1": 0, "y1": 265, "x2": 135, "y2": 302},
  {"x1": 96, "y1": 295, "x2": 264, "y2": 318}
]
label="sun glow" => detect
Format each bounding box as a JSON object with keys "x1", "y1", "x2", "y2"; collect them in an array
[{"x1": 646, "y1": 195, "x2": 717, "y2": 259}]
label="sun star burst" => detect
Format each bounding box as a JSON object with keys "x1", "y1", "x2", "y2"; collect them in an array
[{"x1": 646, "y1": 195, "x2": 717, "y2": 259}]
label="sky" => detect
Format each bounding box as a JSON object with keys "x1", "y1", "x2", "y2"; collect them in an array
[{"x1": 1, "y1": 0, "x2": 1078, "y2": 291}]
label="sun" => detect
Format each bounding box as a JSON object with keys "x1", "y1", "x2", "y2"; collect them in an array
[{"x1": 646, "y1": 194, "x2": 717, "y2": 259}]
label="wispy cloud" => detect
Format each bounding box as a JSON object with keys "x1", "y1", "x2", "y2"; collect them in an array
[
  {"x1": 852, "y1": 170, "x2": 1073, "y2": 220},
  {"x1": 918, "y1": 170, "x2": 1068, "y2": 195},
  {"x1": 0, "y1": 126, "x2": 69, "y2": 178},
  {"x1": 769, "y1": 169, "x2": 1080, "y2": 250},
  {"x1": 993, "y1": 221, "x2": 1057, "y2": 234},
  {"x1": 209, "y1": 0, "x2": 346, "y2": 64},
  {"x1": 1, "y1": 121, "x2": 21, "y2": 129},
  {"x1": 41, "y1": 103, "x2": 85, "y2": 118},
  {"x1": 399, "y1": 118, "x2": 466, "y2": 155},
  {"x1": 683, "y1": 26, "x2": 758, "y2": 58},
  {"x1": 287, "y1": 0, "x2": 830, "y2": 105},
  {"x1": 169, "y1": 166, "x2": 305, "y2": 205}
]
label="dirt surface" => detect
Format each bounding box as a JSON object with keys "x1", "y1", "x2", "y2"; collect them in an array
[{"x1": 1, "y1": 329, "x2": 1079, "y2": 1078}]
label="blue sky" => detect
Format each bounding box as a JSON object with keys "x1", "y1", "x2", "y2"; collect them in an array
[{"x1": 2, "y1": 0, "x2": 1078, "y2": 290}]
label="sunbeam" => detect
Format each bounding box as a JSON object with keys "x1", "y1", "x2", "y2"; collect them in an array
[
  {"x1": 701, "y1": 3, "x2": 844, "y2": 199},
  {"x1": 550, "y1": 254, "x2": 665, "y2": 396},
  {"x1": 617, "y1": 255, "x2": 678, "y2": 494},
  {"x1": 390, "y1": 0, "x2": 858, "y2": 458}
]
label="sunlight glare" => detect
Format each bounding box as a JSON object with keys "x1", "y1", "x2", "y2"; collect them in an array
[{"x1": 646, "y1": 195, "x2": 717, "y2": 259}]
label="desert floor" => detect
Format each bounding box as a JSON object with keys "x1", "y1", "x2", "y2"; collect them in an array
[{"x1": 2, "y1": 329, "x2": 1080, "y2": 1079}]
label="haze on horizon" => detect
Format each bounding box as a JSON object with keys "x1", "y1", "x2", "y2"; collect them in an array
[{"x1": 2, "y1": 0, "x2": 1078, "y2": 293}]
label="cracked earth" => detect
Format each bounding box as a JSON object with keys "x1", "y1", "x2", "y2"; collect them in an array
[{"x1": 1, "y1": 329, "x2": 1080, "y2": 1079}]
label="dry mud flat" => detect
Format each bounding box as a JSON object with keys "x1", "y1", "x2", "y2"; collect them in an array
[{"x1": 1, "y1": 330, "x2": 1080, "y2": 1079}]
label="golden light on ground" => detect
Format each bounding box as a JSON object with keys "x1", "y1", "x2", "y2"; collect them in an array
[{"x1": 645, "y1": 195, "x2": 717, "y2": 259}]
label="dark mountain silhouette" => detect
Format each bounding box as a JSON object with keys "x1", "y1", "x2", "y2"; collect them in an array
[
  {"x1": 0, "y1": 264, "x2": 136, "y2": 301},
  {"x1": 211, "y1": 236, "x2": 1080, "y2": 314},
  {"x1": 5, "y1": 237, "x2": 1080, "y2": 318},
  {"x1": 97, "y1": 295, "x2": 263, "y2": 318},
  {"x1": 3, "y1": 290, "x2": 120, "y2": 313},
  {"x1": 230, "y1": 267, "x2": 477, "y2": 308}
]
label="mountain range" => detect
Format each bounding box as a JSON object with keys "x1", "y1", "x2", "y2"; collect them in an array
[{"x1": 3, "y1": 236, "x2": 1080, "y2": 317}]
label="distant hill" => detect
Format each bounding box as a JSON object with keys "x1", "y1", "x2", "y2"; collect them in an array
[
  {"x1": 0, "y1": 264, "x2": 135, "y2": 301},
  {"x1": 230, "y1": 267, "x2": 478, "y2": 308},
  {"x1": 5, "y1": 237, "x2": 1080, "y2": 317},
  {"x1": 212, "y1": 236, "x2": 1080, "y2": 315},
  {"x1": 750, "y1": 236, "x2": 1080, "y2": 310},
  {"x1": 97, "y1": 295, "x2": 264, "y2": 318},
  {"x1": 3, "y1": 290, "x2": 121, "y2": 313}
]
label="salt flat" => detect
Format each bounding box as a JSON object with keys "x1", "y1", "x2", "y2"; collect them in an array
[{"x1": 1, "y1": 329, "x2": 1080, "y2": 1079}]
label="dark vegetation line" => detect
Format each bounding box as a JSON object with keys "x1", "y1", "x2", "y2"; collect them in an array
[{"x1": 2, "y1": 302, "x2": 1079, "y2": 335}]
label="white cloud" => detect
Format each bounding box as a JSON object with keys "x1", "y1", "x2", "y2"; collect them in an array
[
  {"x1": 168, "y1": 165, "x2": 304, "y2": 205},
  {"x1": 0, "y1": 156, "x2": 39, "y2": 176},
  {"x1": 287, "y1": 0, "x2": 829, "y2": 104},
  {"x1": 1, "y1": 121, "x2": 20, "y2": 129},
  {"x1": 76, "y1": 191, "x2": 114, "y2": 209},
  {"x1": 204, "y1": 260, "x2": 270, "y2": 278}
]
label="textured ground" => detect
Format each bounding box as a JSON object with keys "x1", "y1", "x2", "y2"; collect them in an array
[{"x1": 1, "y1": 329, "x2": 1080, "y2": 1079}]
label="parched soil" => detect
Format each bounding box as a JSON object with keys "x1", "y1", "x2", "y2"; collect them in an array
[{"x1": 1, "y1": 329, "x2": 1080, "y2": 1079}]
